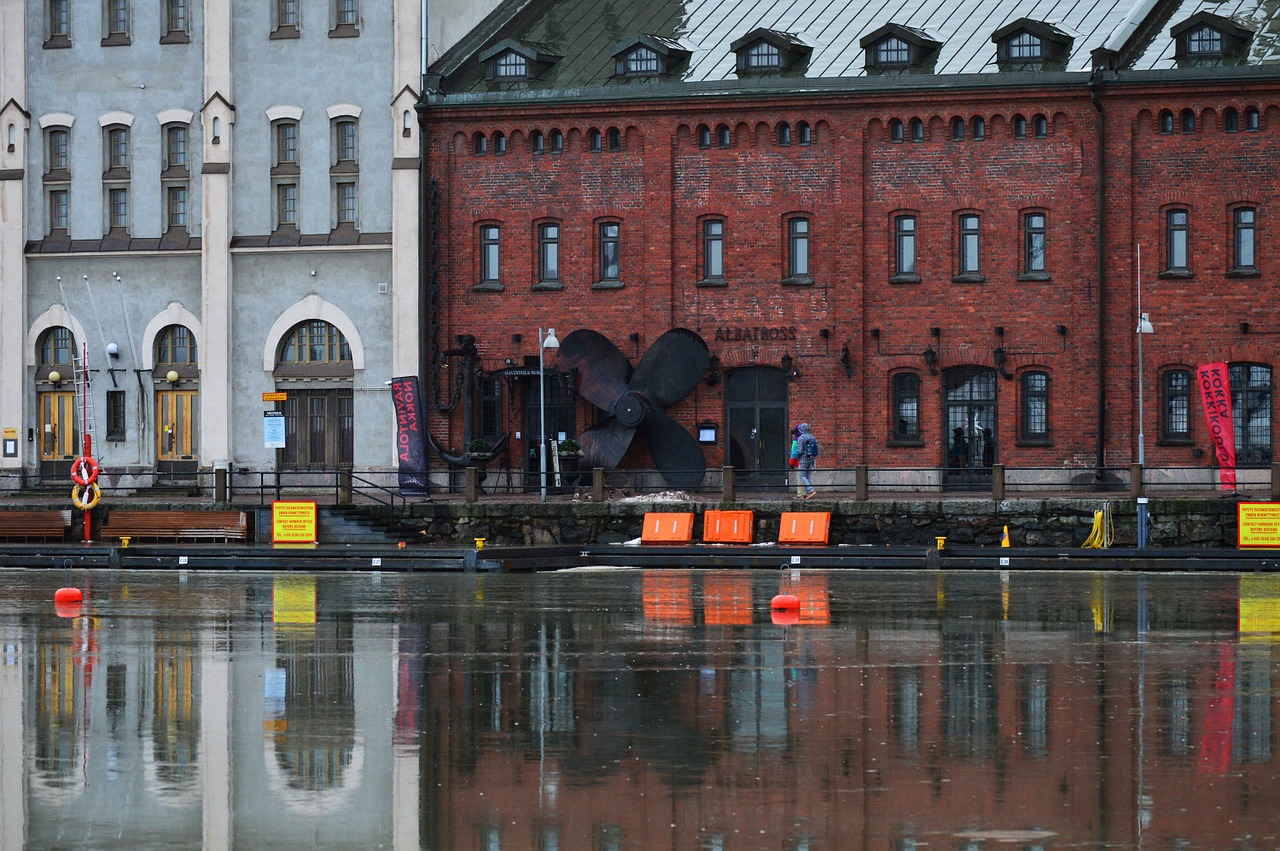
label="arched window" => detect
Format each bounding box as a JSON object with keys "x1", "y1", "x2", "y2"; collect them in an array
[
  {"x1": 1033, "y1": 115, "x2": 1048, "y2": 138},
  {"x1": 1180, "y1": 109, "x2": 1195, "y2": 133},
  {"x1": 889, "y1": 119, "x2": 904, "y2": 143},
  {"x1": 697, "y1": 124, "x2": 711, "y2": 148},
  {"x1": 1159, "y1": 110, "x2": 1174, "y2": 134},
  {"x1": 909, "y1": 118, "x2": 923, "y2": 142},
  {"x1": 607, "y1": 127, "x2": 621, "y2": 151},
  {"x1": 531, "y1": 130, "x2": 545, "y2": 153},
  {"x1": 797, "y1": 122, "x2": 811, "y2": 145},
  {"x1": 951, "y1": 117, "x2": 965, "y2": 140},
  {"x1": 1225, "y1": 108, "x2": 1239, "y2": 132},
  {"x1": 156, "y1": 325, "x2": 197, "y2": 365},
  {"x1": 39, "y1": 327, "x2": 74, "y2": 367},
  {"x1": 972, "y1": 116, "x2": 986, "y2": 140},
  {"x1": 279, "y1": 321, "x2": 351, "y2": 365},
  {"x1": 778, "y1": 122, "x2": 791, "y2": 145},
  {"x1": 473, "y1": 132, "x2": 487, "y2": 154}
]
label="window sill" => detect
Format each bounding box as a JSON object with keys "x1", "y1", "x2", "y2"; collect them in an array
[
  {"x1": 1157, "y1": 436, "x2": 1194, "y2": 446},
  {"x1": 270, "y1": 26, "x2": 300, "y2": 40},
  {"x1": 1015, "y1": 436, "x2": 1053, "y2": 447},
  {"x1": 592, "y1": 279, "x2": 624, "y2": 290},
  {"x1": 43, "y1": 170, "x2": 70, "y2": 184},
  {"x1": 271, "y1": 163, "x2": 300, "y2": 177},
  {"x1": 887, "y1": 437, "x2": 923, "y2": 448},
  {"x1": 532, "y1": 281, "x2": 564, "y2": 292},
  {"x1": 888, "y1": 273, "x2": 920, "y2": 285},
  {"x1": 1017, "y1": 271, "x2": 1051, "y2": 282},
  {"x1": 100, "y1": 34, "x2": 131, "y2": 47},
  {"x1": 951, "y1": 273, "x2": 986, "y2": 284},
  {"x1": 1158, "y1": 269, "x2": 1193, "y2": 279},
  {"x1": 1227, "y1": 267, "x2": 1260, "y2": 278},
  {"x1": 329, "y1": 24, "x2": 359, "y2": 38},
  {"x1": 696, "y1": 277, "x2": 727, "y2": 288},
  {"x1": 160, "y1": 31, "x2": 190, "y2": 44},
  {"x1": 473, "y1": 281, "x2": 505, "y2": 292},
  {"x1": 43, "y1": 35, "x2": 72, "y2": 49},
  {"x1": 781, "y1": 275, "x2": 814, "y2": 287}
]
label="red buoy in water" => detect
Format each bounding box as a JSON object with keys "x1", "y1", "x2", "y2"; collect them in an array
[
  {"x1": 54, "y1": 587, "x2": 82, "y2": 604},
  {"x1": 55, "y1": 602, "x2": 82, "y2": 619},
  {"x1": 771, "y1": 609, "x2": 800, "y2": 626},
  {"x1": 771, "y1": 593, "x2": 799, "y2": 611}
]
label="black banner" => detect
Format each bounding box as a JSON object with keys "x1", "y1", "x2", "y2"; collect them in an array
[{"x1": 390, "y1": 376, "x2": 429, "y2": 495}]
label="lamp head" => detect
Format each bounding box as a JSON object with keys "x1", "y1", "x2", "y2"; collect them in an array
[
  {"x1": 1136, "y1": 312, "x2": 1154, "y2": 334},
  {"x1": 166, "y1": 370, "x2": 180, "y2": 384},
  {"x1": 542, "y1": 328, "x2": 560, "y2": 350}
]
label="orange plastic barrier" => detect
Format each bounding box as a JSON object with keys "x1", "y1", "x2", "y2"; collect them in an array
[
  {"x1": 702, "y1": 510, "x2": 754, "y2": 544},
  {"x1": 641, "y1": 512, "x2": 695, "y2": 544},
  {"x1": 778, "y1": 512, "x2": 830, "y2": 545}
]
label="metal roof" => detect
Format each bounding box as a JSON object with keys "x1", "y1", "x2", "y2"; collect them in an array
[{"x1": 432, "y1": 0, "x2": 1280, "y2": 94}]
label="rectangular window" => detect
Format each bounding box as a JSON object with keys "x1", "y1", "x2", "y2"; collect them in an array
[
  {"x1": 788, "y1": 217, "x2": 810, "y2": 279},
  {"x1": 703, "y1": 220, "x2": 724, "y2": 280},
  {"x1": 106, "y1": 390, "x2": 126, "y2": 440},
  {"x1": 599, "y1": 222, "x2": 620, "y2": 281},
  {"x1": 336, "y1": 181, "x2": 357, "y2": 224},
  {"x1": 539, "y1": 223, "x2": 560, "y2": 282},
  {"x1": 276, "y1": 123, "x2": 298, "y2": 166},
  {"x1": 276, "y1": 183, "x2": 297, "y2": 226},
  {"x1": 894, "y1": 215, "x2": 916, "y2": 278},
  {"x1": 277, "y1": 0, "x2": 298, "y2": 27},
  {"x1": 109, "y1": 187, "x2": 129, "y2": 229},
  {"x1": 49, "y1": 189, "x2": 69, "y2": 231},
  {"x1": 893, "y1": 373, "x2": 920, "y2": 440},
  {"x1": 958, "y1": 213, "x2": 981, "y2": 275},
  {"x1": 166, "y1": 185, "x2": 187, "y2": 228},
  {"x1": 1166, "y1": 210, "x2": 1189, "y2": 271},
  {"x1": 1233, "y1": 208, "x2": 1256, "y2": 271},
  {"x1": 336, "y1": 121, "x2": 357, "y2": 162},
  {"x1": 165, "y1": 126, "x2": 187, "y2": 169},
  {"x1": 50, "y1": 0, "x2": 70, "y2": 36},
  {"x1": 478, "y1": 377, "x2": 503, "y2": 442},
  {"x1": 480, "y1": 225, "x2": 500, "y2": 283},
  {"x1": 335, "y1": 0, "x2": 356, "y2": 26},
  {"x1": 165, "y1": 0, "x2": 186, "y2": 32},
  {"x1": 1230, "y1": 364, "x2": 1273, "y2": 466},
  {"x1": 48, "y1": 129, "x2": 69, "y2": 171},
  {"x1": 1161, "y1": 369, "x2": 1191, "y2": 441},
  {"x1": 108, "y1": 127, "x2": 130, "y2": 171},
  {"x1": 1023, "y1": 212, "x2": 1046, "y2": 274},
  {"x1": 1021, "y1": 371, "x2": 1049, "y2": 441},
  {"x1": 107, "y1": 0, "x2": 128, "y2": 35}
]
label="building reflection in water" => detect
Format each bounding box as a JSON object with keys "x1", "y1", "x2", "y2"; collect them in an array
[{"x1": 2, "y1": 569, "x2": 1280, "y2": 847}]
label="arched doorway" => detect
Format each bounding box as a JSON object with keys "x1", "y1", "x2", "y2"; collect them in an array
[
  {"x1": 154, "y1": 324, "x2": 199, "y2": 477},
  {"x1": 943, "y1": 366, "x2": 998, "y2": 491},
  {"x1": 725, "y1": 367, "x2": 788, "y2": 488},
  {"x1": 274, "y1": 321, "x2": 354, "y2": 469},
  {"x1": 36, "y1": 326, "x2": 78, "y2": 477}
]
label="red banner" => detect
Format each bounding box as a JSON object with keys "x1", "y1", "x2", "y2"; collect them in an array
[
  {"x1": 390, "y1": 376, "x2": 430, "y2": 495},
  {"x1": 1197, "y1": 363, "x2": 1237, "y2": 490}
]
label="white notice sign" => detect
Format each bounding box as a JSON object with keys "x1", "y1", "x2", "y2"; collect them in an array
[{"x1": 264, "y1": 411, "x2": 286, "y2": 448}]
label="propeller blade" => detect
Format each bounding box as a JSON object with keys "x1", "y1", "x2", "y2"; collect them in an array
[
  {"x1": 557, "y1": 330, "x2": 631, "y2": 414},
  {"x1": 578, "y1": 417, "x2": 636, "y2": 471},
  {"x1": 628, "y1": 328, "x2": 710, "y2": 410},
  {"x1": 642, "y1": 409, "x2": 707, "y2": 490}
]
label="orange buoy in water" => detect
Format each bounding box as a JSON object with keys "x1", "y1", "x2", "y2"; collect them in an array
[
  {"x1": 771, "y1": 609, "x2": 800, "y2": 626},
  {"x1": 771, "y1": 593, "x2": 799, "y2": 611},
  {"x1": 55, "y1": 602, "x2": 82, "y2": 619},
  {"x1": 54, "y1": 587, "x2": 82, "y2": 604}
]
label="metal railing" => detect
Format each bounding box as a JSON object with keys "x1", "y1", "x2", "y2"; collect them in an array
[{"x1": 3, "y1": 461, "x2": 1275, "y2": 506}]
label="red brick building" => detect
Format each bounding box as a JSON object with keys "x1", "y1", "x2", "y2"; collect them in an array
[{"x1": 418, "y1": 0, "x2": 1280, "y2": 493}]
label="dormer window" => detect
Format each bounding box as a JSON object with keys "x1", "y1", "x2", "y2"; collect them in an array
[
  {"x1": 1171, "y1": 13, "x2": 1253, "y2": 64},
  {"x1": 496, "y1": 53, "x2": 527, "y2": 79},
  {"x1": 731, "y1": 29, "x2": 813, "y2": 76},
  {"x1": 860, "y1": 25, "x2": 942, "y2": 73},
  {"x1": 611, "y1": 36, "x2": 691, "y2": 78},
  {"x1": 479, "y1": 40, "x2": 561, "y2": 83},
  {"x1": 1008, "y1": 32, "x2": 1042, "y2": 60},
  {"x1": 992, "y1": 20, "x2": 1073, "y2": 69},
  {"x1": 624, "y1": 46, "x2": 659, "y2": 74},
  {"x1": 876, "y1": 37, "x2": 910, "y2": 66},
  {"x1": 745, "y1": 41, "x2": 780, "y2": 70}
]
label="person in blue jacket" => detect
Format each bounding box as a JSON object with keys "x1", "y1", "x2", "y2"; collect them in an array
[{"x1": 791, "y1": 423, "x2": 818, "y2": 499}]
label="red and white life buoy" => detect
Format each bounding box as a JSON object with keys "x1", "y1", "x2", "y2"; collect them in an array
[{"x1": 71, "y1": 455, "x2": 99, "y2": 486}]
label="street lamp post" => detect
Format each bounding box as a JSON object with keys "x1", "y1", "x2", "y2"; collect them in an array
[
  {"x1": 538, "y1": 328, "x2": 560, "y2": 502},
  {"x1": 1136, "y1": 247, "x2": 1154, "y2": 548}
]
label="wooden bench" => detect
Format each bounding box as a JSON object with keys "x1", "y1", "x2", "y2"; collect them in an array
[
  {"x1": 100, "y1": 510, "x2": 249, "y2": 543},
  {"x1": 0, "y1": 510, "x2": 72, "y2": 541}
]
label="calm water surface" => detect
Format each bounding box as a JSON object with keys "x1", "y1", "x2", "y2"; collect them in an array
[{"x1": 2, "y1": 566, "x2": 1278, "y2": 849}]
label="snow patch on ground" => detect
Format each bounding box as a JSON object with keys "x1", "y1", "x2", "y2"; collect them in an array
[{"x1": 617, "y1": 491, "x2": 695, "y2": 503}]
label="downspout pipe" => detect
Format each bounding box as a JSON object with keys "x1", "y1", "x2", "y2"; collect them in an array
[{"x1": 1089, "y1": 71, "x2": 1108, "y2": 479}]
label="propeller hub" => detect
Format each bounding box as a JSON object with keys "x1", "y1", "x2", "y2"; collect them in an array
[{"x1": 615, "y1": 392, "x2": 648, "y2": 428}]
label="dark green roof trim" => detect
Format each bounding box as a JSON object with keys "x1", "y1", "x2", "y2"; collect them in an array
[{"x1": 422, "y1": 63, "x2": 1280, "y2": 111}]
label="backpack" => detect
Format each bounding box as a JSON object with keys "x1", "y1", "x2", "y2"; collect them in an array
[{"x1": 804, "y1": 436, "x2": 819, "y2": 458}]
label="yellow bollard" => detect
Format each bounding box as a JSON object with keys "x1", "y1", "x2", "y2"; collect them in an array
[
  {"x1": 935, "y1": 536, "x2": 946, "y2": 550},
  {"x1": 474, "y1": 537, "x2": 486, "y2": 550},
  {"x1": 120, "y1": 536, "x2": 130, "y2": 549},
  {"x1": 1001, "y1": 525, "x2": 1010, "y2": 547}
]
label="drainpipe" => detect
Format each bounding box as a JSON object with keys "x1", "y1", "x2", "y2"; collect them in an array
[{"x1": 1089, "y1": 71, "x2": 1108, "y2": 479}]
